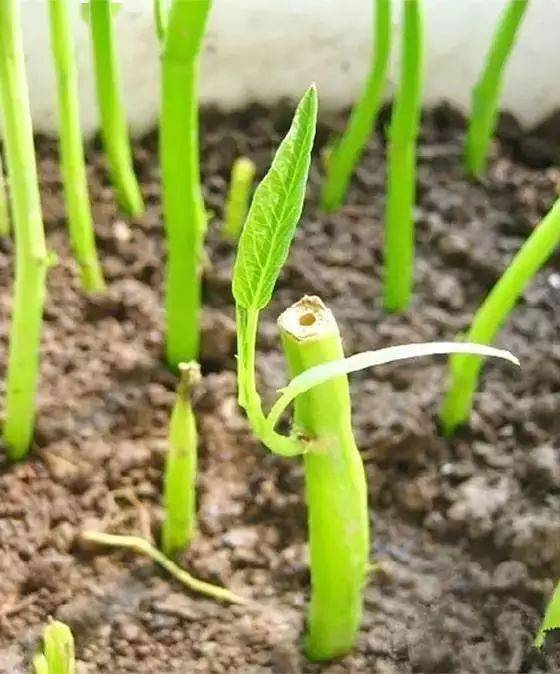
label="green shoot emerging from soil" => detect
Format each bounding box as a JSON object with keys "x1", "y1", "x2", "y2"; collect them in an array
[
  {"x1": 440, "y1": 197, "x2": 560, "y2": 435},
  {"x1": 0, "y1": 0, "x2": 49, "y2": 459},
  {"x1": 535, "y1": 580, "x2": 560, "y2": 649},
  {"x1": 162, "y1": 361, "x2": 201, "y2": 557},
  {"x1": 223, "y1": 157, "x2": 256, "y2": 240},
  {"x1": 34, "y1": 620, "x2": 75, "y2": 674},
  {"x1": 321, "y1": 0, "x2": 391, "y2": 213},
  {"x1": 0, "y1": 151, "x2": 10, "y2": 237},
  {"x1": 48, "y1": 0, "x2": 105, "y2": 292},
  {"x1": 465, "y1": 0, "x2": 530, "y2": 178},
  {"x1": 160, "y1": 0, "x2": 212, "y2": 368},
  {"x1": 82, "y1": 531, "x2": 246, "y2": 605},
  {"x1": 384, "y1": 0, "x2": 424, "y2": 312},
  {"x1": 232, "y1": 84, "x2": 518, "y2": 661},
  {"x1": 88, "y1": 0, "x2": 144, "y2": 216}
]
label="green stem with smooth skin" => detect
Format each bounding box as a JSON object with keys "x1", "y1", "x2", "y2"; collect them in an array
[
  {"x1": 236, "y1": 305, "x2": 303, "y2": 458},
  {"x1": 33, "y1": 655, "x2": 48, "y2": 674},
  {"x1": 440, "y1": 197, "x2": 560, "y2": 435},
  {"x1": 162, "y1": 362, "x2": 200, "y2": 556},
  {"x1": 43, "y1": 620, "x2": 76, "y2": 674},
  {"x1": 0, "y1": 152, "x2": 10, "y2": 237},
  {"x1": 89, "y1": 0, "x2": 144, "y2": 216},
  {"x1": 465, "y1": 0, "x2": 529, "y2": 178},
  {"x1": 321, "y1": 0, "x2": 391, "y2": 213},
  {"x1": 278, "y1": 297, "x2": 369, "y2": 661},
  {"x1": 0, "y1": 0, "x2": 49, "y2": 460},
  {"x1": 161, "y1": 0, "x2": 210, "y2": 368},
  {"x1": 48, "y1": 0, "x2": 105, "y2": 292},
  {"x1": 223, "y1": 157, "x2": 256, "y2": 240},
  {"x1": 82, "y1": 530, "x2": 246, "y2": 605},
  {"x1": 384, "y1": 0, "x2": 423, "y2": 312}
]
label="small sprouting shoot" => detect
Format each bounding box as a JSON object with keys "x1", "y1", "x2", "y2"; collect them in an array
[
  {"x1": 223, "y1": 157, "x2": 256, "y2": 240},
  {"x1": 440, "y1": 197, "x2": 560, "y2": 435},
  {"x1": 321, "y1": 0, "x2": 391, "y2": 213},
  {"x1": 162, "y1": 361, "x2": 201, "y2": 557},
  {"x1": 232, "y1": 83, "x2": 519, "y2": 661},
  {"x1": 464, "y1": 0, "x2": 530, "y2": 177},
  {"x1": 34, "y1": 619, "x2": 75, "y2": 674},
  {"x1": 535, "y1": 581, "x2": 560, "y2": 650}
]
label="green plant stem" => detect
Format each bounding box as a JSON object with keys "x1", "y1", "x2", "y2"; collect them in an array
[
  {"x1": 43, "y1": 620, "x2": 75, "y2": 674},
  {"x1": 223, "y1": 157, "x2": 255, "y2": 240},
  {"x1": 0, "y1": 152, "x2": 10, "y2": 237},
  {"x1": 89, "y1": 0, "x2": 144, "y2": 216},
  {"x1": 278, "y1": 296, "x2": 369, "y2": 661},
  {"x1": 49, "y1": 0, "x2": 105, "y2": 293},
  {"x1": 33, "y1": 655, "x2": 49, "y2": 674},
  {"x1": 236, "y1": 305, "x2": 302, "y2": 458},
  {"x1": 440, "y1": 197, "x2": 560, "y2": 435},
  {"x1": 535, "y1": 580, "x2": 560, "y2": 649},
  {"x1": 383, "y1": 0, "x2": 423, "y2": 312},
  {"x1": 0, "y1": 0, "x2": 48, "y2": 460},
  {"x1": 154, "y1": 0, "x2": 167, "y2": 42},
  {"x1": 162, "y1": 362, "x2": 200, "y2": 556},
  {"x1": 82, "y1": 530, "x2": 247, "y2": 605},
  {"x1": 465, "y1": 0, "x2": 529, "y2": 178},
  {"x1": 321, "y1": 0, "x2": 391, "y2": 213},
  {"x1": 161, "y1": 0, "x2": 210, "y2": 368}
]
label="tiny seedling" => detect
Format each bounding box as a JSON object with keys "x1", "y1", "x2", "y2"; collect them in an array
[
  {"x1": 88, "y1": 0, "x2": 144, "y2": 216},
  {"x1": 233, "y1": 84, "x2": 518, "y2": 660},
  {"x1": 48, "y1": 0, "x2": 105, "y2": 292},
  {"x1": 82, "y1": 531, "x2": 245, "y2": 605},
  {"x1": 159, "y1": 0, "x2": 212, "y2": 368},
  {"x1": 440, "y1": 197, "x2": 560, "y2": 435},
  {"x1": 0, "y1": 0, "x2": 49, "y2": 459},
  {"x1": 535, "y1": 580, "x2": 560, "y2": 649},
  {"x1": 321, "y1": 0, "x2": 391, "y2": 213},
  {"x1": 34, "y1": 619, "x2": 75, "y2": 674},
  {"x1": 223, "y1": 157, "x2": 256, "y2": 240},
  {"x1": 384, "y1": 0, "x2": 424, "y2": 312},
  {"x1": 465, "y1": 0, "x2": 530, "y2": 178},
  {"x1": 0, "y1": 151, "x2": 10, "y2": 237},
  {"x1": 162, "y1": 361, "x2": 201, "y2": 557}
]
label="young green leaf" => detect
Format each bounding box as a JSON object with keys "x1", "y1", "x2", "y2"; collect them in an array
[
  {"x1": 535, "y1": 581, "x2": 560, "y2": 649},
  {"x1": 232, "y1": 85, "x2": 318, "y2": 310},
  {"x1": 43, "y1": 620, "x2": 75, "y2": 674},
  {"x1": 33, "y1": 654, "x2": 48, "y2": 674},
  {"x1": 266, "y1": 341, "x2": 519, "y2": 432}
]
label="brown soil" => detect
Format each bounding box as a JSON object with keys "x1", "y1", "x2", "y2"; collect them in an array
[{"x1": 1, "y1": 104, "x2": 560, "y2": 673}]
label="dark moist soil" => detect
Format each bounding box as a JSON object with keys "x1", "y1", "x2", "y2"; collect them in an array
[{"x1": 1, "y1": 104, "x2": 560, "y2": 674}]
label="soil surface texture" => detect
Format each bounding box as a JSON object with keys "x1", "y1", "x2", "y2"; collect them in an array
[{"x1": 1, "y1": 104, "x2": 560, "y2": 673}]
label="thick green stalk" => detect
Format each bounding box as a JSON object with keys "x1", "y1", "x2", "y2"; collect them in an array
[
  {"x1": 383, "y1": 0, "x2": 423, "y2": 312},
  {"x1": 162, "y1": 362, "x2": 200, "y2": 556},
  {"x1": 89, "y1": 0, "x2": 143, "y2": 216},
  {"x1": 0, "y1": 0, "x2": 48, "y2": 459},
  {"x1": 161, "y1": 0, "x2": 211, "y2": 368},
  {"x1": 440, "y1": 198, "x2": 560, "y2": 435},
  {"x1": 278, "y1": 297, "x2": 369, "y2": 661},
  {"x1": 0, "y1": 152, "x2": 10, "y2": 236},
  {"x1": 223, "y1": 157, "x2": 255, "y2": 240},
  {"x1": 43, "y1": 620, "x2": 75, "y2": 674},
  {"x1": 321, "y1": 0, "x2": 391, "y2": 213},
  {"x1": 465, "y1": 0, "x2": 529, "y2": 178},
  {"x1": 49, "y1": 0, "x2": 105, "y2": 292}
]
